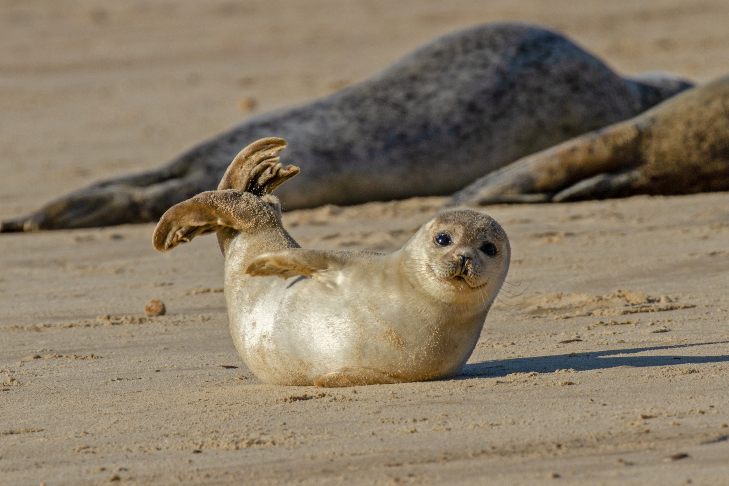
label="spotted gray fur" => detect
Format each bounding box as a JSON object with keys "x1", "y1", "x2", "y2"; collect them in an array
[
  {"x1": 1, "y1": 22, "x2": 691, "y2": 232},
  {"x1": 448, "y1": 76, "x2": 729, "y2": 206}
]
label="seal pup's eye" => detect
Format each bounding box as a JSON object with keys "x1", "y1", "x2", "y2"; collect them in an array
[
  {"x1": 480, "y1": 242, "x2": 498, "y2": 257},
  {"x1": 434, "y1": 233, "x2": 452, "y2": 246}
]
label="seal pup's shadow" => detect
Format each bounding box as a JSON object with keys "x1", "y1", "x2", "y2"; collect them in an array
[{"x1": 461, "y1": 341, "x2": 729, "y2": 379}]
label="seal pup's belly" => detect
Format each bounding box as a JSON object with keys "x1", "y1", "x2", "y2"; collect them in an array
[{"x1": 230, "y1": 274, "x2": 484, "y2": 386}]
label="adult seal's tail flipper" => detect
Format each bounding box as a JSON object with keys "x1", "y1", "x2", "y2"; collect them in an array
[
  {"x1": 0, "y1": 156, "x2": 217, "y2": 232},
  {"x1": 448, "y1": 76, "x2": 729, "y2": 207},
  {"x1": 447, "y1": 122, "x2": 644, "y2": 205},
  {"x1": 2, "y1": 23, "x2": 693, "y2": 232}
]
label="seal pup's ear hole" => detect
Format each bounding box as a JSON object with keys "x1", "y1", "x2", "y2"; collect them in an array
[
  {"x1": 218, "y1": 137, "x2": 300, "y2": 195},
  {"x1": 246, "y1": 249, "x2": 348, "y2": 279},
  {"x1": 153, "y1": 190, "x2": 260, "y2": 251}
]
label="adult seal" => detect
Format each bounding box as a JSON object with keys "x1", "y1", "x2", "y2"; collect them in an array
[
  {"x1": 2, "y1": 22, "x2": 690, "y2": 232},
  {"x1": 448, "y1": 76, "x2": 729, "y2": 205},
  {"x1": 153, "y1": 137, "x2": 510, "y2": 386}
]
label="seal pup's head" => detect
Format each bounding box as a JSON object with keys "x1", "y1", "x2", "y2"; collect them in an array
[{"x1": 402, "y1": 209, "x2": 510, "y2": 306}]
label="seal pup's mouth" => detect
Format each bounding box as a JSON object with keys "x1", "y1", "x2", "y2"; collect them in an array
[
  {"x1": 453, "y1": 275, "x2": 488, "y2": 290},
  {"x1": 453, "y1": 260, "x2": 488, "y2": 289}
]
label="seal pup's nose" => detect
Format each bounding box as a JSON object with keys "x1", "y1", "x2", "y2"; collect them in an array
[{"x1": 457, "y1": 254, "x2": 471, "y2": 275}]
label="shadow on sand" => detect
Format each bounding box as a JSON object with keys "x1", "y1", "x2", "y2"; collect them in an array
[{"x1": 462, "y1": 341, "x2": 729, "y2": 379}]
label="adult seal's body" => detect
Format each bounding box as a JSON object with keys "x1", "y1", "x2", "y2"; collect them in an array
[
  {"x1": 449, "y1": 76, "x2": 729, "y2": 206},
  {"x1": 2, "y1": 22, "x2": 690, "y2": 232},
  {"x1": 153, "y1": 138, "x2": 510, "y2": 386}
]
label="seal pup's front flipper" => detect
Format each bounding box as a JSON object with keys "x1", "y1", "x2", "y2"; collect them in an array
[
  {"x1": 245, "y1": 249, "x2": 357, "y2": 280},
  {"x1": 448, "y1": 122, "x2": 643, "y2": 206}
]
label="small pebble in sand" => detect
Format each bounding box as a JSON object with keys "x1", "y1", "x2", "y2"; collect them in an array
[
  {"x1": 144, "y1": 299, "x2": 166, "y2": 317},
  {"x1": 239, "y1": 97, "x2": 257, "y2": 113},
  {"x1": 650, "y1": 327, "x2": 671, "y2": 333},
  {"x1": 665, "y1": 452, "x2": 690, "y2": 462}
]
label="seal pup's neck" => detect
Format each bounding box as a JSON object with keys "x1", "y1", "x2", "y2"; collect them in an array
[
  {"x1": 223, "y1": 224, "x2": 298, "y2": 273},
  {"x1": 396, "y1": 249, "x2": 493, "y2": 314}
]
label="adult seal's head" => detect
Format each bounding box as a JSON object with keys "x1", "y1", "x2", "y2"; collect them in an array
[{"x1": 152, "y1": 137, "x2": 511, "y2": 387}]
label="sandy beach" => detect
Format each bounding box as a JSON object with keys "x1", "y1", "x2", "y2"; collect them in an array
[{"x1": 2, "y1": 1, "x2": 729, "y2": 484}]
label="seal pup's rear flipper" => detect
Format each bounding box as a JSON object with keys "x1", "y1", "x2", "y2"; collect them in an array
[
  {"x1": 245, "y1": 249, "x2": 353, "y2": 280},
  {"x1": 217, "y1": 137, "x2": 299, "y2": 195},
  {"x1": 153, "y1": 190, "x2": 279, "y2": 251},
  {"x1": 153, "y1": 137, "x2": 301, "y2": 252}
]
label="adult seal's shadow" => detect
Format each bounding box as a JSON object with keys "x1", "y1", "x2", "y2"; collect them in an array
[{"x1": 1, "y1": 22, "x2": 690, "y2": 232}]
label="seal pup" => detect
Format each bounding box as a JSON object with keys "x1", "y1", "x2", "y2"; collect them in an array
[
  {"x1": 153, "y1": 137, "x2": 510, "y2": 386},
  {"x1": 448, "y1": 76, "x2": 729, "y2": 206},
  {"x1": 2, "y1": 22, "x2": 690, "y2": 232}
]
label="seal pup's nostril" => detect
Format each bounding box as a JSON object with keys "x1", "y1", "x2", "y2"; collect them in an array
[{"x1": 458, "y1": 254, "x2": 471, "y2": 275}]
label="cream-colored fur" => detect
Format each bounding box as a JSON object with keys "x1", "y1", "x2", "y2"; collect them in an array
[{"x1": 154, "y1": 137, "x2": 510, "y2": 386}]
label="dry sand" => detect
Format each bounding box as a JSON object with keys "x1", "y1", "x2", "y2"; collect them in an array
[{"x1": 2, "y1": 1, "x2": 729, "y2": 484}]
